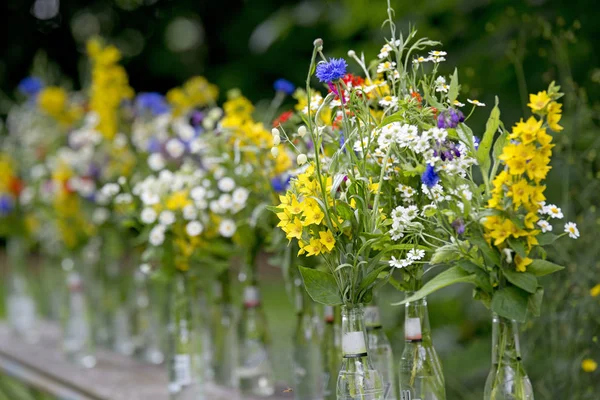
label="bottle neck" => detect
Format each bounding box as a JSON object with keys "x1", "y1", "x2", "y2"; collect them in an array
[
  {"x1": 491, "y1": 313, "x2": 522, "y2": 365},
  {"x1": 404, "y1": 294, "x2": 431, "y2": 343},
  {"x1": 364, "y1": 304, "x2": 383, "y2": 331},
  {"x1": 341, "y1": 305, "x2": 368, "y2": 358}
]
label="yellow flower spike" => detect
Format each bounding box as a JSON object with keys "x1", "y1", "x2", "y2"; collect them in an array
[
  {"x1": 285, "y1": 218, "x2": 304, "y2": 241},
  {"x1": 525, "y1": 154, "x2": 551, "y2": 182},
  {"x1": 319, "y1": 230, "x2": 336, "y2": 252},
  {"x1": 305, "y1": 238, "x2": 323, "y2": 257},
  {"x1": 524, "y1": 212, "x2": 539, "y2": 229},
  {"x1": 510, "y1": 117, "x2": 543, "y2": 144},
  {"x1": 582, "y1": 359, "x2": 597, "y2": 373},
  {"x1": 507, "y1": 179, "x2": 533, "y2": 209},
  {"x1": 547, "y1": 102, "x2": 563, "y2": 132},
  {"x1": 590, "y1": 284, "x2": 600, "y2": 297},
  {"x1": 514, "y1": 255, "x2": 533, "y2": 272},
  {"x1": 527, "y1": 91, "x2": 551, "y2": 113}
]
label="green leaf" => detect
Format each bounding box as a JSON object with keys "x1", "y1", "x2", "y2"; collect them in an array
[
  {"x1": 537, "y1": 233, "x2": 559, "y2": 246},
  {"x1": 507, "y1": 237, "x2": 527, "y2": 258},
  {"x1": 379, "y1": 112, "x2": 406, "y2": 128},
  {"x1": 448, "y1": 68, "x2": 460, "y2": 104},
  {"x1": 476, "y1": 97, "x2": 500, "y2": 177},
  {"x1": 527, "y1": 287, "x2": 544, "y2": 318},
  {"x1": 491, "y1": 286, "x2": 529, "y2": 323},
  {"x1": 502, "y1": 269, "x2": 538, "y2": 294},
  {"x1": 422, "y1": 81, "x2": 443, "y2": 109},
  {"x1": 527, "y1": 259, "x2": 565, "y2": 277},
  {"x1": 470, "y1": 235, "x2": 501, "y2": 266},
  {"x1": 430, "y1": 243, "x2": 461, "y2": 265},
  {"x1": 358, "y1": 265, "x2": 388, "y2": 297},
  {"x1": 392, "y1": 266, "x2": 478, "y2": 305},
  {"x1": 298, "y1": 266, "x2": 342, "y2": 306},
  {"x1": 336, "y1": 201, "x2": 355, "y2": 222},
  {"x1": 458, "y1": 260, "x2": 493, "y2": 293}
]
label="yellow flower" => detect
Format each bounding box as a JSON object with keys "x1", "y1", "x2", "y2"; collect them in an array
[
  {"x1": 527, "y1": 91, "x2": 551, "y2": 112},
  {"x1": 319, "y1": 230, "x2": 336, "y2": 252},
  {"x1": 287, "y1": 197, "x2": 304, "y2": 215},
  {"x1": 38, "y1": 87, "x2": 69, "y2": 121},
  {"x1": 166, "y1": 191, "x2": 191, "y2": 211},
  {"x1": 285, "y1": 218, "x2": 304, "y2": 241},
  {"x1": 582, "y1": 359, "x2": 597, "y2": 373},
  {"x1": 524, "y1": 212, "x2": 539, "y2": 229},
  {"x1": 507, "y1": 179, "x2": 533, "y2": 209},
  {"x1": 484, "y1": 217, "x2": 518, "y2": 246},
  {"x1": 510, "y1": 117, "x2": 543, "y2": 144},
  {"x1": 514, "y1": 255, "x2": 533, "y2": 272},
  {"x1": 224, "y1": 96, "x2": 254, "y2": 118},
  {"x1": 590, "y1": 284, "x2": 600, "y2": 297},
  {"x1": 547, "y1": 101, "x2": 563, "y2": 132},
  {"x1": 535, "y1": 128, "x2": 553, "y2": 147},
  {"x1": 525, "y1": 154, "x2": 551, "y2": 182},
  {"x1": 276, "y1": 209, "x2": 292, "y2": 228},
  {"x1": 302, "y1": 204, "x2": 324, "y2": 226},
  {"x1": 305, "y1": 238, "x2": 323, "y2": 257}
]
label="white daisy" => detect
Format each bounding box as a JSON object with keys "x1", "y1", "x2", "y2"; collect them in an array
[
  {"x1": 564, "y1": 222, "x2": 579, "y2": 239},
  {"x1": 376, "y1": 61, "x2": 396, "y2": 74},
  {"x1": 185, "y1": 221, "x2": 204, "y2": 237},
  {"x1": 543, "y1": 204, "x2": 563, "y2": 219},
  {"x1": 378, "y1": 44, "x2": 393, "y2": 59},
  {"x1": 148, "y1": 153, "x2": 166, "y2": 171},
  {"x1": 407, "y1": 248, "x2": 425, "y2": 261},
  {"x1": 149, "y1": 225, "x2": 166, "y2": 246},
  {"x1": 141, "y1": 207, "x2": 158, "y2": 224},
  {"x1": 467, "y1": 99, "x2": 486, "y2": 107},
  {"x1": 389, "y1": 256, "x2": 405, "y2": 269},
  {"x1": 537, "y1": 220, "x2": 552, "y2": 233},
  {"x1": 219, "y1": 219, "x2": 237, "y2": 238},
  {"x1": 183, "y1": 205, "x2": 197, "y2": 220},
  {"x1": 217, "y1": 177, "x2": 236, "y2": 192},
  {"x1": 159, "y1": 210, "x2": 176, "y2": 226},
  {"x1": 429, "y1": 50, "x2": 447, "y2": 57},
  {"x1": 165, "y1": 138, "x2": 185, "y2": 159},
  {"x1": 453, "y1": 99, "x2": 465, "y2": 107},
  {"x1": 232, "y1": 187, "x2": 249, "y2": 205}
]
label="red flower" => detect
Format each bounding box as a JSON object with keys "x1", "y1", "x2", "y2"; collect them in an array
[
  {"x1": 8, "y1": 178, "x2": 24, "y2": 196},
  {"x1": 410, "y1": 91, "x2": 422, "y2": 104},
  {"x1": 342, "y1": 73, "x2": 364, "y2": 88},
  {"x1": 272, "y1": 110, "x2": 293, "y2": 127}
]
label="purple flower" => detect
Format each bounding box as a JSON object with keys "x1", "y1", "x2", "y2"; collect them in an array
[
  {"x1": 135, "y1": 92, "x2": 170, "y2": 116},
  {"x1": 271, "y1": 175, "x2": 291, "y2": 192},
  {"x1": 437, "y1": 108, "x2": 464, "y2": 129},
  {"x1": 315, "y1": 58, "x2": 347, "y2": 83},
  {"x1": 18, "y1": 77, "x2": 43, "y2": 97},
  {"x1": 0, "y1": 195, "x2": 14, "y2": 216},
  {"x1": 421, "y1": 164, "x2": 440, "y2": 188},
  {"x1": 273, "y1": 79, "x2": 295, "y2": 95},
  {"x1": 452, "y1": 218, "x2": 465, "y2": 235},
  {"x1": 147, "y1": 137, "x2": 162, "y2": 153},
  {"x1": 473, "y1": 136, "x2": 480, "y2": 150},
  {"x1": 190, "y1": 110, "x2": 204, "y2": 126}
]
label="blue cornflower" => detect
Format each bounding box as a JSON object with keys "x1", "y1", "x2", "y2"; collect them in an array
[
  {"x1": 473, "y1": 136, "x2": 481, "y2": 150},
  {"x1": 437, "y1": 108, "x2": 464, "y2": 129},
  {"x1": 273, "y1": 79, "x2": 295, "y2": 95},
  {"x1": 451, "y1": 218, "x2": 465, "y2": 235},
  {"x1": 315, "y1": 58, "x2": 347, "y2": 83},
  {"x1": 17, "y1": 77, "x2": 43, "y2": 97},
  {"x1": 421, "y1": 164, "x2": 440, "y2": 188},
  {"x1": 0, "y1": 195, "x2": 14, "y2": 216},
  {"x1": 271, "y1": 174, "x2": 291, "y2": 192},
  {"x1": 147, "y1": 137, "x2": 162, "y2": 153},
  {"x1": 135, "y1": 92, "x2": 170, "y2": 116}
]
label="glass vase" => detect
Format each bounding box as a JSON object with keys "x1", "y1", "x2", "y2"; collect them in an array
[
  {"x1": 211, "y1": 272, "x2": 238, "y2": 388},
  {"x1": 62, "y1": 266, "x2": 96, "y2": 369},
  {"x1": 365, "y1": 304, "x2": 397, "y2": 400},
  {"x1": 236, "y1": 285, "x2": 275, "y2": 397},
  {"x1": 337, "y1": 304, "x2": 384, "y2": 400},
  {"x1": 167, "y1": 272, "x2": 203, "y2": 400},
  {"x1": 398, "y1": 295, "x2": 445, "y2": 400},
  {"x1": 483, "y1": 313, "x2": 534, "y2": 400},
  {"x1": 292, "y1": 287, "x2": 324, "y2": 400},
  {"x1": 6, "y1": 237, "x2": 39, "y2": 343},
  {"x1": 133, "y1": 266, "x2": 165, "y2": 364},
  {"x1": 322, "y1": 306, "x2": 341, "y2": 400}
]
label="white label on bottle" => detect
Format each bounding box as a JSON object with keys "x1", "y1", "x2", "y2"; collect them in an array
[
  {"x1": 405, "y1": 317, "x2": 422, "y2": 340},
  {"x1": 342, "y1": 331, "x2": 367, "y2": 355},
  {"x1": 243, "y1": 286, "x2": 260, "y2": 306},
  {"x1": 174, "y1": 354, "x2": 192, "y2": 386},
  {"x1": 364, "y1": 306, "x2": 381, "y2": 327}
]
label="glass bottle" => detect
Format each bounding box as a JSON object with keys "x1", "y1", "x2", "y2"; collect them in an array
[
  {"x1": 6, "y1": 237, "x2": 39, "y2": 343},
  {"x1": 398, "y1": 295, "x2": 445, "y2": 400},
  {"x1": 62, "y1": 266, "x2": 96, "y2": 369},
  {"x1": 483, "y1": 313, "x2": 534, "y2": 400},
  {"x1": 365, "y1": 304, "x2": 397, "y2": 400},
  {"x1": 337, "y1": 305, "x2": 384, "y2": 400},
  {"x1": 167, "y1": 272, "x2": 203, "y2": 400},
  {"x1": 212, "y1": 271, "x2": 238, "y2": 388},
  {"x1": 322, "y1": 306, "x2": 341, "y2": 400},
  {"x1": 236, "y1": 285, "x2": 275, "y2": 397},
  {"x1": 292, "y1": 287, "x2": 324, "y2": 400},
  {"x1": 133, "y1": 265, "x2": 165, "y2": 364}
]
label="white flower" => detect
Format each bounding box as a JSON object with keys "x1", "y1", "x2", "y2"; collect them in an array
[
  {"x1": 115, "y1": 193, "x2": 133, "y2": 204},
  {"x1": 271, "y1": 128, "x2": 280, "y2": 136},
  {"x1": 407, "y1": 249, "x2": 425, "y2": 261},
  {"x1": 174, "y1": 120, "x2": 195, "y2": 141},
  {"x1": 564, "y1": 222, "x2": 579, "y2": 239},
  {"x1": 431, "y1": 56, "x2": 446, "y2": 63},
  {"x1": 92, "y1": 208, "x2": 110, "y2": 225},
  {"x1": 543, "y1": 204, "x2": 563, "y2": 219},
  {"x1": 218, "y1": 177, "x2": 236, "y2": 192},
  {"x1": 435, "y1": 76, "x2": 449, "y2": 93},
  {"x1": 189, "y1": 138, "x2": 204, "y2": 154},
  {"x1": 453, "y1": 99, "x2": 465, "y2": 107},
  {"x1": 218, "y1": 194, "x2": 233, "y2": 210},
  {"x1": 185, "y1": 221, "x2": 204, "y2": 237},
  {"x1": 377, "y1": 61, "x2": 396, "y2": 74},
  {"x1": 273, "y1": 135, "x2": 281, "y2": 146},
  {"x1": 219, "y1": 219, "x2": 237, "y2": 238},
  {"x1": 232, "y1": 187, "x2": 249, "y2": 205},
  {"x1": 141, "y1": 191, "x2": 160, "y2": 205},
  {"x1": 141, "y1": 207, "x2": 158, "y2": 224},
  {"x1": 297, "y1": 126, "x2": 307, "y2": 138},
  {"x1": 412, "y1": 56, "x2": 431, "y2": 64},
  {"x1": 149, "y1": 225, "x2": 166, "y2": 246},
  {"x1": 389, "y1": 256, "x2": 413, "y2": 269},
  {"x1": 379, "y1": 95, "x2": 398, "y2": 109},
  {"x1": 271, "y1": 147, "x2": 279, "y2": 158},
  {"x1": 467, "y1": 99, "x2": 486, "y2": 107},
  {"x1": 190, "y1": 186, "x2": 207, "y2": 201},
  {"x1": 430, "y1": 127, "x2": 448, "y2": 142},
  {"x1": 100, "y1": 183, "x2": 120, "y2": 198},
  {"x1": 537, "y1": 220, "x2": 552, "y2": 233},
  {"x1": 148, "y1": 153, "x2": 166, "y2": 171},
  {"x1": 429, "y1": 50, "x2": 447, "y2": 57},
  {"x1": 165, "y1": 138, "x2": 186, "y2": 158},
  {"x1": 159, "y1": 210, "x2": 176, "y2": 225},
  {"x1": 183, "y1": 205, "x2": 197, "y2": 220},
  {"x1": 297, "y1": 154, "x2": 308, "y2": 165},
  {"x1": 378, "y1": 43, "x2": 393, "y2": 59},
  {"x1": 118, "y1": 176, "x2": 127, "y2": 185}
]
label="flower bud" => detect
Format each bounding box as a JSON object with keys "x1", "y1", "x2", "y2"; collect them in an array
[
  {"x1": 347, "y1": 50, "x2": 356, "y2": 57},
  {"x1": 298, "y1": 126, "x2": 307, "y2": 138},
  {"x1": 297, "y1": 154, "x2": 308, "y2": 165},
  {"x1": 313, "y1": 38, "x2": 323, "y2": 47},
  {"x1": 273, "y1": 135, "x2": 281, "y2": 146},
  {"x1": 271, "y1": 127, "x2": 280, "y2": 136},
  {"x1": 271, "y1": 147, "x2": 279, "y2": 158}
]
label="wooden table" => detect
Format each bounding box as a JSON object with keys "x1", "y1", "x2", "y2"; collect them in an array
[{"x1": 0, "y1": 322, "x2": 292, "y2": 400}]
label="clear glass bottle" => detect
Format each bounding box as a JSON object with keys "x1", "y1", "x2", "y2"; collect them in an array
[
  {"x1": 365, "y1": 304, "x2": 397, "y2": 400},
  {"x1": 292, "y1": 287, "x2": 324, "y2": 400},
  {"x1": 337, "y1": 305, "x2": 384, "y2": 400},
  {"x1": 322, "y1": 306, "x2": 341, "y2": 400},
  {"x1": 483, "y1": 313, "x2": 534, "y2": 400},
  {"x1": 62, "y1": 267, "x2": 96, "y2": 369},
  {"x1": 133, "y1": 265, "x2": 165, "y2": 364},
  {"x1": 212, "y1": 272, "x2": 238, "y2": 388},
  {"x1": 398, "y1": 295, "x2": 445, "y2": 400},
  {"x1": 6, "y1": 237, "x2": 39, "y2": 343},
  {"x1": 236, "y1": 285, "x2": 275, "y2": 397},
  {"x1": 167, "y1": 273, "x2": 203, "y2": 400}
]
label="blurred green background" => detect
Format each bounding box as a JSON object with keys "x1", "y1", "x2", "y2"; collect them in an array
[{"x1": 1, "y1": 0, "x2": 599, "y2": 399}]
